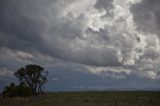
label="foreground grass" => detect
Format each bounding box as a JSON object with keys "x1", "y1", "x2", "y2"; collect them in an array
[
  {"x1": 1, "y1": 91, "x2": 160, "y2": 106},
  {"x1": 0, "y1": 96, "x2": 37, "y2": 106}
]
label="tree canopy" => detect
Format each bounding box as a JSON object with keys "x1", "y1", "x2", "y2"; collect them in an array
[{"x1": 14, "y1": 64, "x2": 48, "y2": 94}]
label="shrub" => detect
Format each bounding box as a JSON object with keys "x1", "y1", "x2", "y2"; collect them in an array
[{"x1": 3, "y1": 83, "x2": 32, "y2": 97}]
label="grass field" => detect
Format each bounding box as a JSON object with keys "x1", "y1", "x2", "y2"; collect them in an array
[{"x1": 1, "y1": 91, "x2": 160, "y2": 106}]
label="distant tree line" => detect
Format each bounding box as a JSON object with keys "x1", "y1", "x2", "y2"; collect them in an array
[{"x1": 2, "y1": 64, "x2": 48, "y2": 97}]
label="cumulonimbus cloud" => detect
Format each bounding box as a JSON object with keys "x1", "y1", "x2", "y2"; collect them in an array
[{"x1": 0, "y1": 0, "x2": 160, "y2": 80}]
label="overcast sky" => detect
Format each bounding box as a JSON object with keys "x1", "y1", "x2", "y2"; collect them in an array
[{"x1": 0, "y1": 0, "x2": 160, "y2": 91}]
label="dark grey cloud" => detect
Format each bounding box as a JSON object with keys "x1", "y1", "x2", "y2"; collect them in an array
[
  {"x1": 95, "y1": 0, "x2": 114, "y2": 11},
  {"x1": 130, "y1": 0, "x2": 160, "y2": 34},
  {"x1": 0, "y1": 0, "x2": 57, "y2": 53},
  {"x1": 0, "y1": 0, "x2": 121, "y2": 67}
]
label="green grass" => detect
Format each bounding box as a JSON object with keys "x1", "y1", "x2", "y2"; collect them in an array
[
  {"x1": 1, "y1": 91, "x2": 160, "y2": 106},
  {"x1": 33, "y1": 91, "x2": 160, "y2": 106}
]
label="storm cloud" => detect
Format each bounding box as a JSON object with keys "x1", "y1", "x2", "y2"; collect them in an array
[{"x1": 0, "y1": 0, "x2": 160, "y2": 91}]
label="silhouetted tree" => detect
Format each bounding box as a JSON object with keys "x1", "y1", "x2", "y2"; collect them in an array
[
  {"x1": 14, "y1": 64, "x2": 48, "y2": 95},
  {"x1": 3, "y1": 82, "x2": 32, "y2": 97}
]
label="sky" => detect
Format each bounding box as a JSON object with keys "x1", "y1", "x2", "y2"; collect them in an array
[{"x1": 0, "y1": 0, "x2": 160, "y2": 91}]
